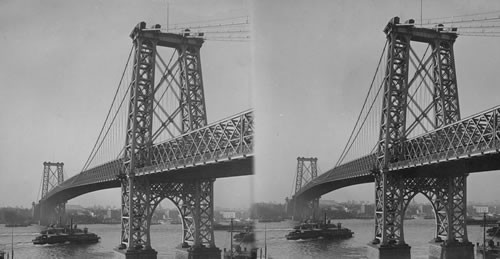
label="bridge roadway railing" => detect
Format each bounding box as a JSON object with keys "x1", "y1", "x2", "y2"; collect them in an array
[
  {"x1": 42, "y1": 110, "x2": 254, "y2": 201},
  {"x1": 390, "y1": 105, "x2": 500, "y2": 170},
  {"x1": 137, "y1": 109, "x2": 254, "y2": 176},
  {"x1": 294, "y1": 154, "x2": 377, "y2": 198},
  {"x1": 295, "y1": 106, "x2": 500, "y2": 198}
]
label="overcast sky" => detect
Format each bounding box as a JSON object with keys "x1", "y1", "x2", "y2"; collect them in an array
[
  {"x1": 1, "y1": 0, "x2": 500, "y2": 211},
  {"x1": 253, "y1": 0, "x2": 500, "y2": 204}
]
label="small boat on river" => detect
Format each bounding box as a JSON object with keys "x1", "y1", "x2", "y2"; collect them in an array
[
  {"x1": 477, "y1": 239, "x2": 500, "y2": 256},
  {"x1": 233, "y1": 226, "x2": 255, "y2": 243},
  {"x1": 32, "y1": 225, "x2": 100, "y2": 245},
  {"x1": 286, "y1": 221, "x2": 353, "y2": 240}
]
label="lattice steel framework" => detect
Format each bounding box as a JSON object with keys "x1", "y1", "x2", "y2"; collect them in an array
[
  {"x1": 432, "y1": 38, "x2": 460, "y2": 128},
  {"x1": 178, "y1": 44, "x2": 207, "y2": 133},
  {"x1": 375, "y1": 17, "x2": 465, "y2": 246},
  {"x1": 294, "y1": 157, "x2": 318, "y2": 194},
  {"x1": 120, "y1": 22, "x2": 216, "y2": 253},
  {"x1": 375, "y1": 18, "x2": 411, "y2": 245},
  {"x1": 401, "y1": 176, "x2": 468, "y2": 242},
  {"x1": 121, "y1": 21, "x2": 157, "y2": 251},
  {"x1": 149, "y1": 180, "x2": 215, "y2": 248},
  {"x1": 393, "y1": 106, "x2": 500, "y2": 170},
  {"x1": 42, "y1": 111, "x2": 254, "y2": 203},
  {"x1": 145, "y1": 110, "x2": 253, "y2": 174},
  {"x1": 41, "y1": 162, "x2": 65, "y2": 198},
  {"x1": 377, "y1": 25, "x2": 410, "y2": 169},
  {"x1": 293, "y1": 157, "x2": 319, "y2": 219},
  {"x1": 40, "y1": 162, "x2": 66, "y2": 223}
]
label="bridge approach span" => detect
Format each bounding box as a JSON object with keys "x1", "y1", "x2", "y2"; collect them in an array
[
  {"x1": 42, "y1": 110, "x2": 254, "y2": 205},
  {"x1": 295, "y1": 106, "x2": 500, "y2": 201}
]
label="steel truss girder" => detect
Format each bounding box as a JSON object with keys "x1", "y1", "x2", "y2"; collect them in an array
[
  {"x1": 43, "y1": 111, "x2": 254, "y2": 202},
  {"x1": 144, "y1": 111, "x2": 253, "y2": 174},
  {"x1": 392, "y1": 106, "x2": 500, "y2": 170},
  {"x1": 149, "y1": 180, "x2": 215, "y2": 248},
  {"x1": 44, "y1": 111, "x2": 254, "y2": 198},
  {"x1": 374, "y1": 173, "x2": 468, "y2": 245}
]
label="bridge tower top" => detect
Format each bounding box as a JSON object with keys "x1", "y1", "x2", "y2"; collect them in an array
[
  {"x1": 377, "y1": 16, "x2": 460, "y2": 169},
  {"x1": 294, "y1": 157, "x2": 318, "y2": 195},
  {"x1": 41, "y1": 162, "x2": 64, "y2": 199}
]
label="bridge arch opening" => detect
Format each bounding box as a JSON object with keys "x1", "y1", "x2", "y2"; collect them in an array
[
  {"x1": 401, "y1": 192, "x2": 445, "y2": 245},
  {"x1": 148, "y1": 198, "x2": 187, "y2": 251}
]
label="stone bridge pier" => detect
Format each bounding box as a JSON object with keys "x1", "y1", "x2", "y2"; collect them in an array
[
  {"x1": 287, "y1": 196, "x2": 320, "y2": 222},
  {"x1": 34, "y1": 200, "x2": 66, "y2": 226}
]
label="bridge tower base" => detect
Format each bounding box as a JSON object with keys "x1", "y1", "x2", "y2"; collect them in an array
[
  {"x1": 428, "y1": 241, "x2": 474, "y2": 259},
  {"x1": 366, "y1": 243, "x2": 411, "y2": 259},
  {"x1": 123, "y1": 248, "x2": 158, "y2": 259},
  {"x1": 175, "y1": 246, "x2": 221, "y2": 259}
]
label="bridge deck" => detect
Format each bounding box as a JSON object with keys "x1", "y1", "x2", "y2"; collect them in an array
[
  {"x1": 295, "y1": 106, "x2": 500, "y2": 201},
  {"x1": 42, "y1": 111, "x2": 253, "y2": 204}
]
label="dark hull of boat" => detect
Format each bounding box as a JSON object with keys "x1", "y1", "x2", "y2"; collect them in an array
[
  {"x1": 33, "y1": 234, "x2": 100, "y2": 245},
  {"x1": 234, "y1": 232, "x2": 255, "y2": 243},
  {"x1": 286, "y1": 229, "x2": 353, "y2": 240}
]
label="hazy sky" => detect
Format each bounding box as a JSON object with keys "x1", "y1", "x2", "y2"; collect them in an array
[
  {"x1": 0, "y1": 0, "x2": 252, "y2": 209},
  {"x1": 2, "y1": 0, "x2": 500, "y2": 211},
  {"x1": 253, "y1": 0, "x2": 500, "y2": 204}
]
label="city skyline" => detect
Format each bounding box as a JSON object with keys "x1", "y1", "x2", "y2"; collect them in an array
[{"x1": 1, "y1": 0, "x2": 500, "y2": 211}]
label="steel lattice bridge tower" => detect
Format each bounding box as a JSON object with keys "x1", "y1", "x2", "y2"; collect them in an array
[
  {"x1": 288, "y1": 157, "x2": 319, "y2": 220},
  {"x1": 33, "y1": 22, "x2": 253, "y2": 259},
  {"x1": 290, "y1": 17, "x2": 500, "y2": 259},
  {"x1": 32, "y1": 162, "x2": 65, "y2": 224}
]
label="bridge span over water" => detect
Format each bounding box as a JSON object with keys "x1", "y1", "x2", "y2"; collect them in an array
[
  {"x1": 290, "y1": 17, "x2": 500, "y2": 259},
  {"x1": 295, "y1": 106, "x2": 500, "y2": 201},
  {"x1": 34, "y1": 21, "x2": 253, "y2": 259}
]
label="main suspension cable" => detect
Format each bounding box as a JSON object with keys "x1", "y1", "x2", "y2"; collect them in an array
[
  {"x1": 81, "y1": 45, "x2": 134, "y2": 172},
  {"x1": 335, "y1": 40, "x2": 388, "y2": 167}
]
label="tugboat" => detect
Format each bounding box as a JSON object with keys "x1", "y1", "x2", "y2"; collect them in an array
[
  {"x1": 286, "y1": 217, "x2": 353, "y2": 240},
  {"x1": 477, "y1": 212, "x2": 500, "y2": 257},
  {"x1": 477, "y1": 239, "x2": 500, "y2": 256},
  {"x1": 214, "y1": 220, "x2": 252, "y2": 231},
  {"x1": 487, "y1": 223, "x2": 500, "y2": 237},
  {"x1": 233, "y1": 226, "x2": 255, "y2": 243},
  {"x1": 222, "y1": 219, "x2": 257, "y2": 259},
  {"x1": 32, "y1": 224, "x2": 100, "y2": 245}
]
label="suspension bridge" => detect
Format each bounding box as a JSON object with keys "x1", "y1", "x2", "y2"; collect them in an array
[
  {"x1": 32, "y1": 18, "x2": 252, "y2": 259},
  {"x1": 289, "y1": 15, "x2": 500, "y2": 259}
]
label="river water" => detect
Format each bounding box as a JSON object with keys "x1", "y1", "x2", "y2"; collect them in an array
[{"x1": 0, "y1": 219, "x2": 494, "y2": 258}]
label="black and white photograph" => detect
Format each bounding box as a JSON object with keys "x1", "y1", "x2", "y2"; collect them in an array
[{"x1": 1, "y1": 0, "x2": 500, "y2": 258}]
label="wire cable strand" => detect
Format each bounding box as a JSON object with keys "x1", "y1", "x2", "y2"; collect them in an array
[
  {"x1": 81, "y1": 45, "x2": 134, "y2": 172},
  {"x1": 335, "y1": 40, "x2": 388, "y2": 167}
]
